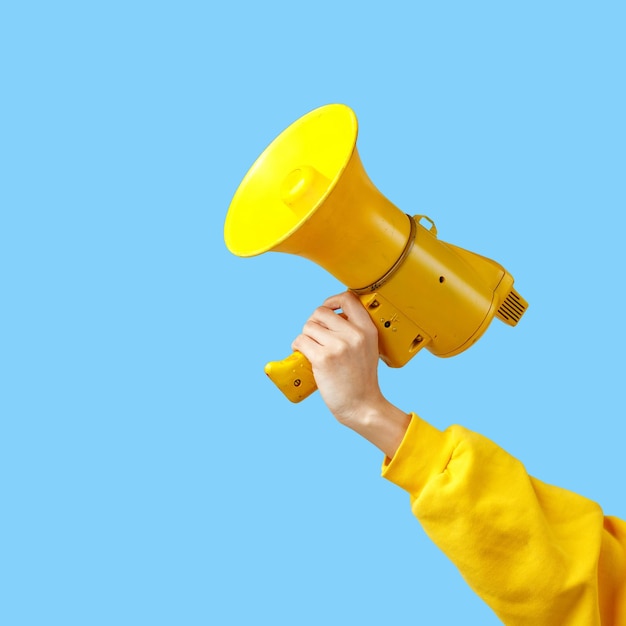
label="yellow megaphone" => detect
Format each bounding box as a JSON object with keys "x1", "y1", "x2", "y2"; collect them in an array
[{"x1": 224, "y1": 104, "x2": 528, "y2": 402}]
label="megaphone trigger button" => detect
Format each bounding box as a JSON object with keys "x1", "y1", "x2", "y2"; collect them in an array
[{"x1": 410, "y1": 335, "x2": 424, "y2": 352}]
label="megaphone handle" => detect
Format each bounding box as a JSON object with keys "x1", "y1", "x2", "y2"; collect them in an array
[{"x1": 264, "y1": 351, "x2": 317, "y2": 403}]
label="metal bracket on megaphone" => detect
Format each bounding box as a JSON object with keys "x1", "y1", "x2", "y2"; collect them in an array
[{"x1": 414, "y1": 214, "x2": 437, "y2": 237}]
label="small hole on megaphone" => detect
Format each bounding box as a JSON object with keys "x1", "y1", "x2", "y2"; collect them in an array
[
  {"x1": 439, "y1": 276, "x2": 445, "y2": 283},
  {"x1": 384, "y1": 321, "x2": 391, "y2": 328}
]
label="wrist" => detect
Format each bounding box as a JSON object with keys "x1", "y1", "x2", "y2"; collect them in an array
[{"x1": 344, "y1": 397, "x2": 411, "y2": 459}]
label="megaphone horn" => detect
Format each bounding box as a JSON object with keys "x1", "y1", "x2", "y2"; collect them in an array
[{"x1": 224, "y1": 104, "x2": 528, "y2": 402}]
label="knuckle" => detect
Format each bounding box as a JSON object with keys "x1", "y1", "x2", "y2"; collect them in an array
[
  {"x1": 352, "y1": 328, "x2": 367, "y2": 347},
  {"x1": 302, "y1": 319, "x2": 316, "y2": 333},
  {"x1": 314, "y1": 306, "x2": 329, "y2": 318}
]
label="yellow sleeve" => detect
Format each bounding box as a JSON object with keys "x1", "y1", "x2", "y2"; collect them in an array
[{"x1": 382, "y1": 414, "x2": 626, "y2": 625}]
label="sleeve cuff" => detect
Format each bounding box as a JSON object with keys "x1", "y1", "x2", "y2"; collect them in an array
[{"x1": 381, "y1": 413, "x2": 456, "y2": 497}]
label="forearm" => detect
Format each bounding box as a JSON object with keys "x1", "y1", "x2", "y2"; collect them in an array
[{"x1": 342, "y1": 397, "x2": 411, "y2": 460}]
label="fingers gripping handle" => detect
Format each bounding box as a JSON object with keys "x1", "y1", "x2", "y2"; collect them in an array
[
  {"x1": 264, "y1": 351, "x2": 317, "y2": 403},
  {"x1": 264, "y1": 292, "x2": 430, "y2": 403}
]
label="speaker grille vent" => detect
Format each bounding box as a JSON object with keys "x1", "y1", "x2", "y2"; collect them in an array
[{"x1": 496, "y1": 289, "x2": 528, "y2": 326}]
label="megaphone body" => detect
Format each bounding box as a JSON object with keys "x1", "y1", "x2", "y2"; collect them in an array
[{"x1": 224, "y1": 104, "x2": 527, "y2": 402}]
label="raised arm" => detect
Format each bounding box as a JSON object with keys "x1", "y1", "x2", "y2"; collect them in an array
[{"x1": 292, "y1": 291, "x2": 626, "y2": 625}]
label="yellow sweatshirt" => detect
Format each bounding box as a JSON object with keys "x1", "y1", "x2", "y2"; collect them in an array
[{"x1": 382, "y1": 414, "x2": 626, "y2": 625}]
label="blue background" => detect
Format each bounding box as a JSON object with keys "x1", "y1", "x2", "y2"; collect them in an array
[{"x1": 2, "y1": 2, "x2": 625, "y2": 624}]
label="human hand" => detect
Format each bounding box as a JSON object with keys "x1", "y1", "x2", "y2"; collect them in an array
[
  {"x1": 292, "y1": 292, "x2": 410, "y2": 457},
  {"x1": 291, "y1": 291, "x2": 383, "y2": 427}
]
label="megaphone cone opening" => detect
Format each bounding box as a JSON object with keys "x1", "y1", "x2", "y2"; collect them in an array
[{"x1": 224, "y1": 103, "x2": 358, "y2": 257}]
